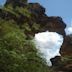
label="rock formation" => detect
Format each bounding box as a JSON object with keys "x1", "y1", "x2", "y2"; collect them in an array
[
  {"x1": 28, "y1": 3, "x2": 66, "y2": 36},
  {"x1": 0, "y1": 0, "x2": 72, "y2": 72},
  {"x1": 61, "y1": 35, "x2": 72, "y2": 56}
]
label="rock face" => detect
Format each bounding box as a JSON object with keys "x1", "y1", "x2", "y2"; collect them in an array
[
  {"x1": 28, "y1": 3, "x2": 72, "y2": 72},
  {"x1": 61, "y1": 35, "x2": 72, "y2": 56},
  {"x1": 1, "y1": 1, "x2": 66, "y2": 36},
  {"x1": 1, "y1": 2, "x2": 66, "y2": 36},
  {"x1": 5, "y1": 0, "x2": 27, "y2": 7},
  {"x1": 0, "y1": 0, "x2": 72, "y2": 72},
  {"x1": 1, "y1": 1, "x2": 66, "y2": 33},
  {"x1": 28, "y1": 3, "x2": 66, "y2": 36},
  {"x1": 5, "y1": 0, "x2": 27, "y2": 4}
]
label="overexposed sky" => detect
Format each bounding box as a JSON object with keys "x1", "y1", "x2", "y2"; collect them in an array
[{"x1": 34, "y1": 31, "x2": 63, "y2": 66}]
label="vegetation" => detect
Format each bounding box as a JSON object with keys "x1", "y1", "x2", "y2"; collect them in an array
[
  {"x1": 0, "y1": 19, "x2": 54, "y2": 72},
  {"x1": 0, "y1": 2, "x2": 54, "y2": 72}
]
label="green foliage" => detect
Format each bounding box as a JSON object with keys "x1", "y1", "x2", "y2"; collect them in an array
[
  {"x1": 15, "y1": 6, "x2": 31, "y2": 18},
  {"x1": 3, "y1": 4, "x2": 19, "y2": 17},
  {"x1": 0, "y1": 1, "x2": 60, "y2": 72},
  {"x1": 0, "y1": 19, "x2": 54, "y2": 72},
  {"x1": 21, "y1": 23, "x2": 31, "y2": 32},
  {"x1": 3, "y1": 3, "x2": 31, "y2": 18},
  {"x1": 32, "y1": 23, "x2": 40, "y2": 30},
  {"x1": 0, "y1": 20, "x2": 25, "y2": 72}
]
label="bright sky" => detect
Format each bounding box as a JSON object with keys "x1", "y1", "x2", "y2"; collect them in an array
[
  {"x1": 0, "y1": 0, "x2": 6, "y2": 6},
  {"x1": 34, "y1": 31, "x2": 63, "y2": 66}
]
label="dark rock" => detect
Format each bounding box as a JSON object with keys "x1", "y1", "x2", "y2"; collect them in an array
[
  {"x1": 5, "y1": 0, "x2": 27, "y2": 4},
  {"x1": 32, "y1": 15, "x2": 66, "y2": 36},
  {"x1": 28, "y1": 3, "x2": 66, "y2": 36},
  {"x1": 61, "y1": 35, "x2": 72, "y2": 56},
  {"x1": 0, "y1": 9, "x2": 17, "y2": 20},
  {"x1": 5, "y1": 0, "x2": 27, "y2": 7},
  {"x1": 40, "y1": 16, "x2": 66, "y2": 36},
  {"x1": 29, "y1": 3, "x2": 45, "y2": 16},
  {"x1": 0, "y1": 9, "x2": 29, "y2": 24},
  {"x1": 50, "y1": 56, "x2": 61, "y2": 66}
]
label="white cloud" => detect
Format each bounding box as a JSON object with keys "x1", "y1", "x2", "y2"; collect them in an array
[
  {"x1": 34, "y1": 31, "x2": 63, "y2": 66},
  {"x1": 65, "y1": 27, "x2": 72, "y2": 35}
]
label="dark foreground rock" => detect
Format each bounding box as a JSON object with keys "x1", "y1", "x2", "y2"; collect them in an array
[{"x1": 61, "y1": 35, "x2": 72, "y2": 56}]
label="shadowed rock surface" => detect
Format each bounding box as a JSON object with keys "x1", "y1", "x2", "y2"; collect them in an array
[
  {"x1": 28, "y1": 3, "x2": 66, "y2": 36},
  {"x1": 61, "y1": 35, "x2": 72, "y2": 56}
]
